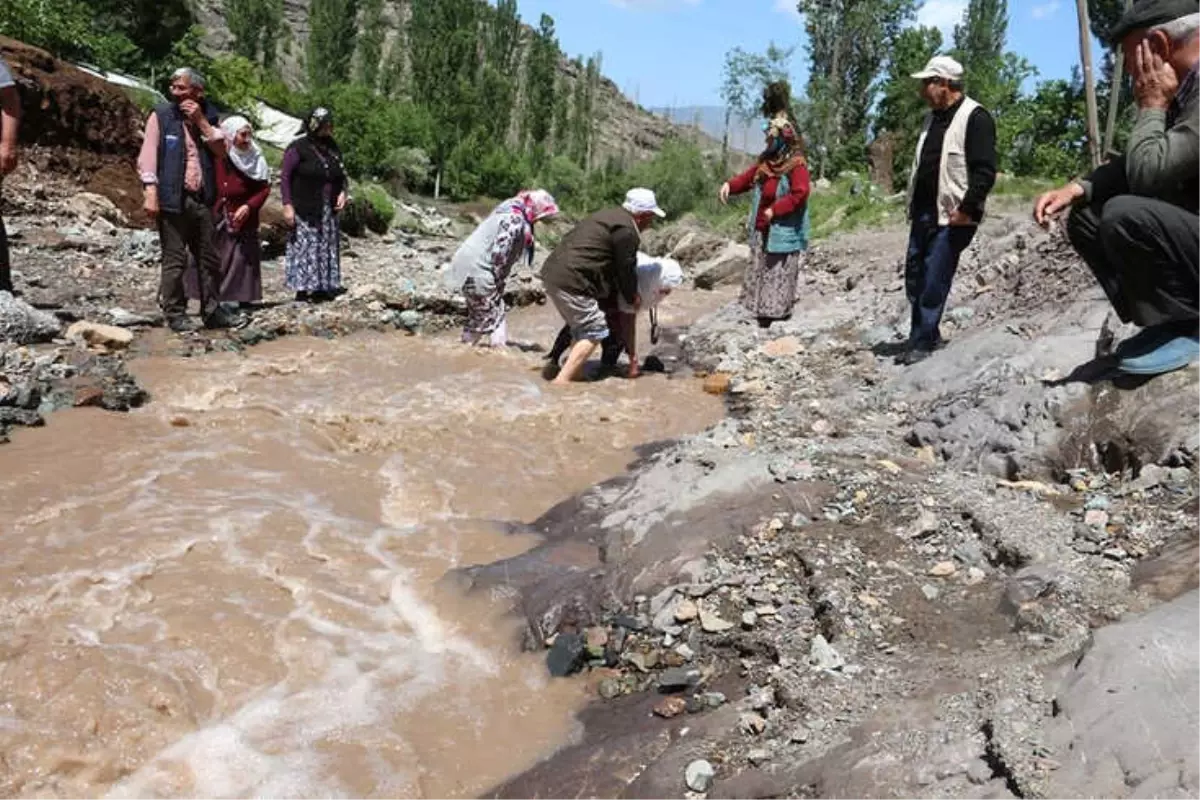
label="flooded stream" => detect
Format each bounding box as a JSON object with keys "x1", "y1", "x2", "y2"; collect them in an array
[{"x1": 0, "y1": 291, "x2": 730, "y2": 798}]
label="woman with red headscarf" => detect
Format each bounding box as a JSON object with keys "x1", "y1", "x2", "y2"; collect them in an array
[
  {"x1": 719, "y1": 81, "x2": 812, "y2": 328},
  {"x1": 445, "y1": 189, "x2": 559, "y2": 347}
]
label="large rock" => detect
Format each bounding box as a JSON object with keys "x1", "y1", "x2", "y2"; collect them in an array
[
  {"x1": 693, "y1": 242, "x2": 751, "y2": 290},
  {"x1": 65, "y1": 192, "x2": 126, "y2": 226},
  {"x1": 1042, "y1": 590, "x2": 1199, "y2": 798},
  {"x1": 66, "y1": 320, "x2": 134, "y2": 349},
  {"x1": 0, "y1": 291, "x2": 62, "y2": 344}
]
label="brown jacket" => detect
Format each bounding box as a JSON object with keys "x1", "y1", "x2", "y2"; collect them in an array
[{"x1": 540, "y1": 207, "x2": 640, "y2": 305}]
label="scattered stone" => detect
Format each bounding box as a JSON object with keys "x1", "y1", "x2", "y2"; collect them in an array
[
  {"x1": 1102, "y1": 547, "x2": 1129, "y2": 561},
  {"x1": 739, "y1": 713, "x2": 767, "y2": 735},
  {"x1": 747, "y1": 748, "x2": 771, "y2": 766},
  {"x1": 742, "y1": 610, "x2": 758, "y2": 629},
  {"x1": 598, "y1": 678, "x2": 623, "y2": 699},
  {"x1": 967, "y1": 759, "x2": 994, "y2": 785},
  {"x1": 966, "y1": 567, "x2": 987, "y2": 585},
  {"x1": 809, "y1": 634, "x2": 845, "y2": 671},
  {"x1": 654, "y1": 696, "x2": 688, "y2": 719},
  {"x1": 584, "y1": 626, "x2": 609, "y2": 658},
  {"x1": 169, "y1": 416, "x2": 190, "y2": 427},
  {"x1": 758, "y1": 336, "x2": 803, "y2": 358},
  {"x1": 929, "y1": 561, "x2": 958, "y2": 577},
  {"x1": 858, "y1": 593, "x2": 881, "y2": 609},
  {"x1": 546, "y1": 633, "x2": 585, "y2": 677},
  {"x1": 72, "y1": 386, "x2": 105, "y2": 407},
  {"x1": 658, "y1": 667, "x2": 702, "y2": 692},
  {"x1": 685, "y1": 760, "x2": 715, "y2": 793},
  {"x1": 107, "y1": 307, "x2": 157, "y2": 327},
  {"x1": 1084, "y1": 508, "x2": 1110, "y2": 528},
  {"x1": 397, "y1": 309, "x2": 422, "y2": 331},
  {"x1": 757, "y1": 605, "x2": 777, "y2": 617},
  {"x1": 791, "y1": 513, "x2": 812, "y2": 528},
  {"x1": 0, "y1": 292, "x2": 62, "y2": 344},
  {"x1": 675, "y1": 643, "x2": 695, "y2": 661},
  {"x1": 674, "y1": 599, "x2": 699, "y2": 623},
  {"x1": 684, "y1": 583, "x2": 714, "y2": 598},
  {"x1": 66, "y1": 321, "x2": 134, "y2": 350},
  {"x1": 1132, "y1": 464, "x2": 1167, "y2": 491},
  {"x1": 910, "y1": 510, "x2": 940, "y2": 539},
  {"x1": 699, "y1": 607, "x2": 735, "y2": 633},
  {"x1": 921, "y1": 584, "x2": 940, "y2": 601},
  {"x1": 703, "y1": 373, "x2": 732, "y2": 395},
  {"x1": 811, "y1": 419, "x2": 834, "y2": 436},
  {"x1": 701, "y1": 691, "x2": 727, "y2": 709},
  {"x1": 789, "y1": 726, "x2": 810, "y2": 743}
]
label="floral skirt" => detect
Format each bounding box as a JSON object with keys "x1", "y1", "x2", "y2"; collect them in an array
[
  {"x1": 286, "y1": 203, "x2": 341, "y2": 293},
  {"x1": 740, "y1": 248, "x2": 804, "y2": 320},
  {"x1": 461, "y1": 276, "x2": 508, "y2": 347}
]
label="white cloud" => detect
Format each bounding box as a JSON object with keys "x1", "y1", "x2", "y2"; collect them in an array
[
  {"x1": 916, "y1": 0, "x2": 968, "y2": 37},
  {"x1": 1031, "y1": 1, "x2": 1061, "y2": 20},
  {"x1": 773, "y1": 0, "x2": 801, "y2": 20}
]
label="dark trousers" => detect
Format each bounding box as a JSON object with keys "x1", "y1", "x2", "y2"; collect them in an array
[
  {"x1": 0, "y1": 208, "x2": 10, "y2": 294},
  {"x1": 1067, "y1": 195, "x2": 1199, "y2": 329},
  {"x1": 159, "y1": 196, "x2": 221, "y2": 318},
  {"x1": 905, "y1": 211, "x2": 976, "y2": 349}
]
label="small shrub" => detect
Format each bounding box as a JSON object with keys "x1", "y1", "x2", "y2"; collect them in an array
[{"x1": 342, "y1": 183, "x2": 394, "y2": 236}]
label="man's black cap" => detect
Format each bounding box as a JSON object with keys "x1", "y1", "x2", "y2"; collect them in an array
[{"x1": 1109, "y1": 0, "x2": 1200, "y2": 44}]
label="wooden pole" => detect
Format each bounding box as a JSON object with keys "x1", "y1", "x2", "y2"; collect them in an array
[
  {"x1": 1077, "y1": 0, "x2": 1103, "y2": 167},
  {"x1": 1103, "y1": 0, "x2": 1135, "y2": 157}
]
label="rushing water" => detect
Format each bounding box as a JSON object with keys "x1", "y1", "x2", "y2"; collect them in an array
[{"x1": 0, "y1": 291, "x2": 729, "y2": 798}]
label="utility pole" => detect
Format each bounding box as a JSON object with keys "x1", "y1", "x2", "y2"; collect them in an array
[
  {"x1": 1077, "y1": 0, "x2": 1103, "y2": 167},
  {"x1": 1103, "y1": 0, "x2": 1135, "y2": 157}
]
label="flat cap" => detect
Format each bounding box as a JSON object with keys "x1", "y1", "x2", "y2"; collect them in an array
[{"x1": 1109, "y1": 0, "x2": 1200, "y2": 44}]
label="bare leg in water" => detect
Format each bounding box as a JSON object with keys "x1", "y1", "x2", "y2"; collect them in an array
[{"x1": 553, "y1": 339, "x2": 598, "y2": 384}]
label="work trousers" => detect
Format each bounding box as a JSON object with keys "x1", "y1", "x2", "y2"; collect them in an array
[
  {"x1": 1066, "y1": 194, "x2": 1199, "y2": 328},
  {"x1": 159, "y1": 195, "x2": 222, "y2": 319}
]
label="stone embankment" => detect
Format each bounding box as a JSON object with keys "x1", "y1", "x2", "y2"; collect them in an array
[{"x1": 476, "y1": 213, "x2": 1197, "y2": 800}]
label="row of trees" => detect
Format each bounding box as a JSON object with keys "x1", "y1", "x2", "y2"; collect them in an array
[
  {"x1": 0, "y1": 0, "x2": 625, "y2": 204},
  {"x1": 722, "y1": 0, "x2": 1132, "y2": 189}
]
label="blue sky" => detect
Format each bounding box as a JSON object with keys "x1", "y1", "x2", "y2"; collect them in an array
[{"x1": 505, "y1": 0, "x2": 1107, "y2": 108}]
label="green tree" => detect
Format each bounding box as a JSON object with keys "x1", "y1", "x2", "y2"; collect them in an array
[
  {"x1": 1002, "y1": 73, "x2": 1090, "y2": 177},
  {"x1": 308, "y1": 82, "x2": 434, "y2": 180},
  {"x1": 523, "y1": 13, "x2": 560, "y2": 158},
  {"x1": 876, "y1": 25, "x2": 943, "y2": 181},
  {"x1": 479, "y1": 0, "x2": 521, "y2": 141},
  {"x1": 227, "y1": 0, "x2": 284, "y2": 69},
  {"x1": 951, "y1": 0, "x2": 1009, "y2": 110},
  {"x1": 307, "y1": 0, "x2": 359, "y2": 89},
  {"x1": 719, "y1": 43, "x2": 793, "y2": 168},
  {"x1": 354, "y1": 0, "x2": 387, "y2": 89},
  {"x1": 797, "y1": 0, "x2": 917, "y2": 176},
  {"x1": 408, "y1": 0, "x2": 483, "y2": 193}
]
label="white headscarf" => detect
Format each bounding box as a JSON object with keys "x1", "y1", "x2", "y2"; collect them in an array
[{"x1": 221, "y1": 115, "x2": 270, "y2": 182}]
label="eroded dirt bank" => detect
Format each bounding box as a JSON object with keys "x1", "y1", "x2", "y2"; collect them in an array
[{"x1": 478, "y1": 213, "x2": 1198, "y2": 800}]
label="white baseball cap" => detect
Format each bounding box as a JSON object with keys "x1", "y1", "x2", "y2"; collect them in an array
[
  {"x1": 911, "y1": 55, "x2": 964, "y2": 81},
  {"x1": 623, "y1": 187, "x2": 667, "y2": 218}
]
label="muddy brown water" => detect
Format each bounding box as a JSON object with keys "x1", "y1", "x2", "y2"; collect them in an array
[{"x1": 0, "y1": 290, "x2": 732, "y2": 798}]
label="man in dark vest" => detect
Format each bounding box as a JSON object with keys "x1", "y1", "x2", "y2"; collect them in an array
[{"x1": 137, "y1": 67, "x2": 240, "y2": 332}]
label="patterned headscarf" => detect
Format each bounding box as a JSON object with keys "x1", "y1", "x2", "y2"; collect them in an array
[
  {"x1": 755, "y1": 112, "x2": 806, "y2": 182},
  {"x1": 498, "y1": 189, "x2": 559, "y2": 247}
]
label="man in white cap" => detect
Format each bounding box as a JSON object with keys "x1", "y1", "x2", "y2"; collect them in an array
[
  {"x1": 898, "y1": 54, "x2": 996, "y2": 365},
  {"x1": 540, "y1": 187, "x2": 665, "y2": 384}
]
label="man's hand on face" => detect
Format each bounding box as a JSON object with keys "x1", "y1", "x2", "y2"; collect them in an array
[
  {"x1": 1131, "y1": 40, "x2": 1179, "y2": 111},
  {"x1": 179, "y1": 99, "x2": 203, "y2": 124}
]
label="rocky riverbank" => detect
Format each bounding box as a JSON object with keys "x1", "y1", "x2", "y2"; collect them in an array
[{"x1": 473, "y1": 213, "x2": 1198, "y2": 799}]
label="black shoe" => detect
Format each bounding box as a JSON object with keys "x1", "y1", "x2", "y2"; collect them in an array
[
  {"x1": 295, "y1": 291, "x2": 311, "y2": 303},
  {"x1": 203, "y1": 306, "x2": 247, "y2": 330},
  {"x1": 167, "y1": 315, "x2": 199, "y2": 333},
  {"x1": 896, "y1": 347, "x2": 933, "y2": 366}
]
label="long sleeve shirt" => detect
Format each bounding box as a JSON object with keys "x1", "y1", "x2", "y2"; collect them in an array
[
  {"x1": 727, "y1": 162, "x2": 812, "y2": 231},
  {"x1": 485, "y1": 211, "x2": 528, "y2": 283},
  {"x1": 215, "y1": 157, "x2": 271, "y2": 231},
  {"x1": 910, "y1": 98, "x2": 997, "y2": 220},
  {"x1": 137, "y1": 111, "x2": 224, "y2": 192},
  {"x1": 1079, "y1": 63, "x2": 1199, "y2": 215}
]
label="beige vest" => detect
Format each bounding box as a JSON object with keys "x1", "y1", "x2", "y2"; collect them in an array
[{"x1": 906, "y1": 96, "x2": 982, "y2": 226}]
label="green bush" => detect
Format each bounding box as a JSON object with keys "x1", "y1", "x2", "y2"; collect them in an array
[
  {"x1": 385, "y1": 146, "x2": 432, "y2": 194},
  {"x1": 341, "y1": 184, "x2": 394, "y2": 236},
  {"x1": 306, "y1": 84, "x2": 434, "y2": 182}
]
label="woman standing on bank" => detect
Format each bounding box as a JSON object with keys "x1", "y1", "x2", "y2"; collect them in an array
[
  {"x1": 281, "y1": 107, "x2": 347, "y2": 303},
  {"x1": 718, "y1": 81, "x2": 811, "y2": 328},
  {"x1": 184, "y1": 115, "x2": 271, "y2": 307}
]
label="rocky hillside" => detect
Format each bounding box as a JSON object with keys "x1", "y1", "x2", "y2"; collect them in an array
[{"x1": 187, "y1": 0, "x2": 724, "y2": 165}]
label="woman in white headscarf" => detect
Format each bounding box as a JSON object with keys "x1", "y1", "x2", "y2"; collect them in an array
[{"x1": 185, "y1": 115, "x2": 271, "y2": 306}]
